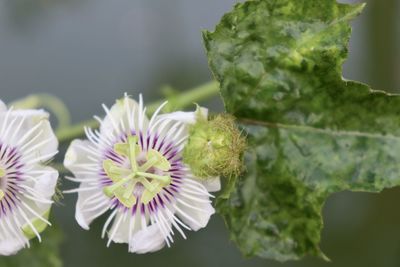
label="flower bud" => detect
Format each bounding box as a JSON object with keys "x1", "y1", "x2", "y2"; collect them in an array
[{"x1": 183, "y1": 113, "x2": 246, "y2": 179}]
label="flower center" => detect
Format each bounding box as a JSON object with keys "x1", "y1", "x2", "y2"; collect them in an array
[
  {"x1": 0, "y1": 167, "x2": 5, "y2": 201},
  {"x1": 102, "y1": 135, "x2": 172, "y2": 208}
]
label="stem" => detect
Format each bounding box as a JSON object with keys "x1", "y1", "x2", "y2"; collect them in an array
[
  {"x1": 10, "y1": 94, "x2": 71, "y2": 130},
  {"x1": 49, "y1": 162, "x2": 69, "y2": 174},
  {"x1": 56, "y1": 80, "x2": 220, "y2": 142}
]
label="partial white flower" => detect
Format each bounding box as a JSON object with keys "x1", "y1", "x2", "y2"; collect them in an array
[
  {"x1": 0, "y1": 100, "x2": 59, "y2": 255},
  {"x1": 64, "y1": 95, "x2": 220, "y2": 253}
]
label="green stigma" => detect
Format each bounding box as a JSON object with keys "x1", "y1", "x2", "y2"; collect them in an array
[
  {"x1": 102, "y1": 135, "x2": 172, "y2": 208},
  {"x1": 183, "y1": 113, "x2": 246, "y2": 179}
]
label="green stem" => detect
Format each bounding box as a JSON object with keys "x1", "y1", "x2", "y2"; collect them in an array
[
  {"x1": 49, "y1": 162, "x2": 69, "y2": 175},
  {"x1": 56, "y1": 80, "x2": 220, "y2": 142},
  {"x1": 10, "y1": 94, "x2": 71, "y2": 130}
]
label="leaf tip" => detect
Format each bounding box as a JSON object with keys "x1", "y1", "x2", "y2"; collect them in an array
[
  {"x1": 319, "y1": 251, "x2": 331, "y2": 262},
  {"x1": 351, "y1": 2, "x2": 367, "y2": 17}
]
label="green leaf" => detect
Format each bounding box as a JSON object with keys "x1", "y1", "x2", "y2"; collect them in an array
[
  {"x1": 204, "y1": 0, "x2": 400, "y2": 262},
  {"x1": 0, "y1": 226, "x2": 63, "y2": 267}
]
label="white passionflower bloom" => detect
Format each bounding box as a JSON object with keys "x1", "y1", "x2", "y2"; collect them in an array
[
  {"x1": 64, "y1": 95, "x2": 220, "y2": 253},
  {"x1": 0, "y1": 100, "x2": 59, "y2": 255}
]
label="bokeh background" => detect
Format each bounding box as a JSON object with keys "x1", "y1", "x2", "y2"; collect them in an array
[{"x1": 0, "y1": 0, "x2": 399, "y2": 266}]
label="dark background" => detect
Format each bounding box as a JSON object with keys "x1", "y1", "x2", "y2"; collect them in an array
[{"x1": 0, "y1": 0, "x2": 400, "y2": 266}]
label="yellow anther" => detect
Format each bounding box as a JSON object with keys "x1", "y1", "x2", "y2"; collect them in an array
[
  {"x1": 0, "y1": 189, "x2": 4, "y2": 201},
  {"x1": 0, "y1": 168, "x2": 5, "y2": 178},
  {"x1": 103, "y1": 175, "x2": 133, "y2": 197},
  {"x1": 140, "y1": 180, "x2": 164, "y2": 204},
  {"x1": 114, "y1": 186, "x2": 137, "y2": 208},
  {"x1": 103, "y1": 159, "x2": 130, "y2": 182},
  {"x1": 145, "y1": 149, "x2": 171, "y2": 171}
]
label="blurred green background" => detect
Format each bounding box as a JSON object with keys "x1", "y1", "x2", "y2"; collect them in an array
[{"x1": 0, "y1": 0, "x2": 400, "y2": 266}]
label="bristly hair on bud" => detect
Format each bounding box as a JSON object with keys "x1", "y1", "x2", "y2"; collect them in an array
[{"x1": 183, "y1": 111, "x2": 246, "y2": 180}]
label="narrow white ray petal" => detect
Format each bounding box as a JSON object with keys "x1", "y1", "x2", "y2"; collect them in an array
[
  {"x1": 174, "y1": 205, "x2": 202, "y2": 228},
  {"x1": 102, "y1": 104, "x2": 121, "y2": 135},
  {"x1": 0, "y1": 107, "x2": 13, "y2": 137},
  {"x1": 75, "y1": 143, "x2": 98, "y2": 158},
  {"x1": 152, "y1": 211, "x2": 171, "y2": 246},
  {"x1": 71, "y1": 170, "x2": 101, "y2": 176},
  {"x1": 119, "y1": 117, "x2": 126, "y2": 134},
  {"x1": 65, "y1": 177, "x2": 100, "y2": 183},
  {"x1": 63, "y1": 186, "x2": 99, "y2": 194},
  {"x1": 107, "y1": 212, "x2": 125, "y2": 247},
  {"x1": 182, "y1": 182, "x2": 214, "y2": 197},
  {"x1": 90, "y1": 205, "x2": 112, "y2": 225},
  {"x1": 2, "y1": 116, "x2": 19, "y2": 142},
  {"x1": 148, "y1": 101, "x2": 168, "y2": 130},
  {"x1": 183, "y1": 178, "x2": 210, "y2": 191},
  {"x1": 23, "y1": 194, "x2": 53, "y2": 204},
  {"x1": 25, "y1": 150, "x2": 58, "y2": 165},
  {"x1": 124, "y1": 94, "x2": 134, "y2": 132},
  {"x1": 84, "y1": 127, "x2": 101, "y2": 147},
  {"x1": 11, "y1": 116, "x2": 26, "y2": 144},
  {"x1": 10, "y1": 215, "x2": 30, "y2": 248},
  {"x1": 164, "y1": 208, "x2": 187, "y2": 239},
  {"x1": 81, "y1": 191, "x2": 106, "y2": 208},
  {"x1": 82, "y1": 199, "x2": 110, "y2": 213},
  {"x1": 16, "y1": 121, "x2": 43, "y2": 147},
  {"x1": 23, "y1": 137, "x2": 53, "y2": 156},
  {"x1": 20, "y1": 202, "x2": 51, "y2": 226},
  {"x1": 102, "y1": 209, "x2": 118, "y2": 238},
  {"x1": 17, "y1": 206, "x2": 41, "y2": 242},
  {"x1": 128, "y1": 212, "x2": 136, "y2": 250},
  {"x1": 176, "y1": 198, "x2": 211, "y2": 213},
  {"x1": 19, "y1": 129, "x2": 44, "y2": 152},
  {"x1": 156, "y1": 210, "x2": 174, "y2": 242},
  {"x1": 4, "y1": 216, "x2": 26, "y2": 249},
  {"x1": 181, "y1": 186, "x2": 214, "y2": 198},
  {"x1": 62, "y1": 163, "x2": 98, "y2": 171},
  {"x1": 19, "y1": 185, "x2": 48, "y2": 202},
  {"x1": 0, "y1": 221, "x2": 12, "y2": 246},
  {"x1": 19, "y1": 174, "x2": 37, "y2": 182},
  {"x1": 179, "y1": 192, "x2": 212, "y2": 204}
]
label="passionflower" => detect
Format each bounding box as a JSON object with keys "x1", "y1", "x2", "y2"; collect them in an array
[
  {"x1": 64, "y1": 95, "x2": 220, "y2": 253},
  {"x1": 0, "y1": 100, "x2": 59, "y2": 255}
]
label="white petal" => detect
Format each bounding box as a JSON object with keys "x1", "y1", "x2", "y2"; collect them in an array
[
  {"x1": 0, "y1": 217, "x2": 27, "y2": 256},
  {"x1": 201, "y1": 177, "x2": 221, "y2": 192},
  {"x1": 0, "y1": 235, "x2": 25, "y2": 256},
  {"x1": 1, "y1": 109, "x2": 58, "y2": 159},
  {"x1": 176, "y1": 186, "x2": 215, "y2": 231},
  {"x1": 64, "y1": 139, "x2": 96, "y2": 175},
  {"x1": 0, "y1": 99, "x2": 6, "y2": 112},
  {"x1": 149, "y1": 107, "x2": 208, "y2": 150},
  {"x1": 31, "y1": 166, "x2": 59, "y2": 211},
  {"x1": 156, "y1": 111, "x2": 197, "y2": 124},
  {"x1": 75, "y1": 183, "x2": 110, "y2": 230},
  {"x1": 129, "y1": 223, "x2": 166, "y2": 254},
  {"x1": 108, "y1": 212, "x2": 130, "y2": 244},
  {"x1": 156, "y1": 106, "x2": 208, "y2": 125}
]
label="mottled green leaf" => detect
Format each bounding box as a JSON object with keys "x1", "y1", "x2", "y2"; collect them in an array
[
  {"x1": 0, "y1": 226, "x2": 63, "y2": 267},
  {"x1": 204, "y1": 0, "x2": 400, "y2": 262}
]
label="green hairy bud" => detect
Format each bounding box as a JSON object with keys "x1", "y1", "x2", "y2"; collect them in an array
[{"x1": 183, "y1": 112, "x2": 246, "y2": 179}]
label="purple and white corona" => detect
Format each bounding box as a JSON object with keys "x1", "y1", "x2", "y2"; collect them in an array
[
  {"x1": 64, "y1": 95, "x2": 220, "y2": 253},
  {"x1": 0, "y1": 100, "x2": 59, "y2": 255}
]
